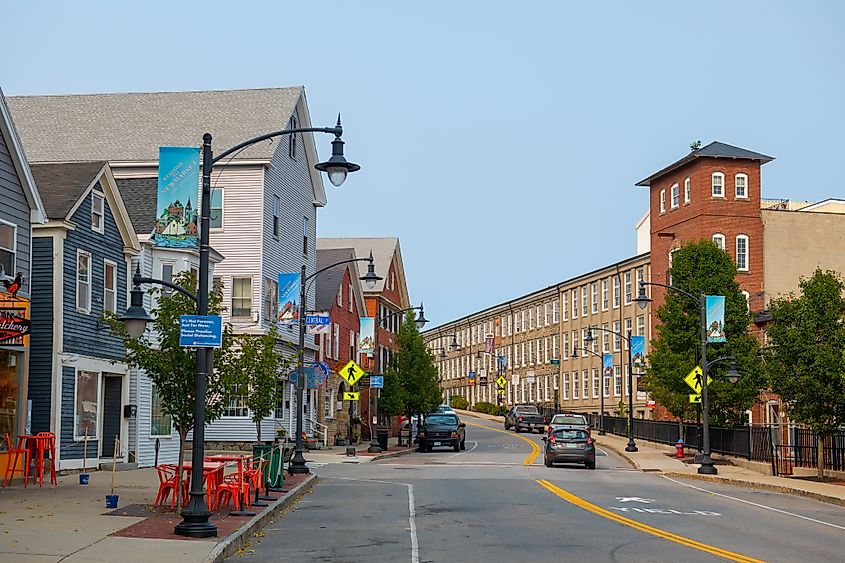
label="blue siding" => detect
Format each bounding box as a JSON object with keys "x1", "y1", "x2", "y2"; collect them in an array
[
  {"x1": 28, "y1": 236, "x2": 54, "y2": 433},
  {"x1": 62, "y1": 181, "x2": 126, "y2": 359},
  {"x1": 0, "y1": 124, "x2": 31, "y2": 295}
]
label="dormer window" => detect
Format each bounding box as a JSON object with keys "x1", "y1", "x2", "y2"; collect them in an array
[
  {"x1": 91, "y1": 192, "x2": 105, "y2": 233},
  {"x1": 684, "y1": 177, "x2": 691, "y2": 203},
  {"x1": 670, "y1": 183, "x2": 680, "y2": 209},
  {"x1": 735, "y1": 173, "x2": 748, "y2": 199},
  {"x1": 712, "y1": 173, "x2": 725, "y2": 197},
  {"x1": 659, "y1": 189, "x2": 666, "y2": 213}
]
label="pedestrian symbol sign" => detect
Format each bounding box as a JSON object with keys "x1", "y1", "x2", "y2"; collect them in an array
[
  {"x1": 496, "y1": 375, "x2": 507, "y2": 388},
  {"x1": 339, "y1": 360, "x2": 365, "y2": 386},
  {"x1": 683, "y1": 366, "x2": 712, "y2": 394},
  {"x1": 343, "y1": 392, "x2": 360, "y2": 401}
]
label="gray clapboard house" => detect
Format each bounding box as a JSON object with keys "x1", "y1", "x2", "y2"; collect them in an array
[
  {"x1": 27, "y1": 162, "x2": 140, "y2": 470},
  {"x1": 10, "y1": 88, "x2": 328, "y2": 446}
]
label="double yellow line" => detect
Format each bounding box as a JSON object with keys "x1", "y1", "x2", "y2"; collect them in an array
[
  {"x1": 536, "y1": 480, "x2": 765, "y2": 563},
  {"x1": 465, "y1": 421, "x2": 541, "y2": 465}
]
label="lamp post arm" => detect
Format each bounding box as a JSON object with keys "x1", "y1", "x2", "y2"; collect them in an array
[
  {"x1": 588, "y1": 325, "x2": 631, "y2": 346},
  {"x1": 304, "y1": 257, "x2": 373, "y2": 284},
  {"x1": 211, "y1": 126, "x2": 342, "y2": 165},
  {"x1": 133, "y1": 274, "x2": 199, "y2": 304},
  {"x1": 706, "y1": 355, "x2": 735, "y2": 370},
  {"x1": 640, "y1": 280, "x2": 698, "y2": 304},
  {"x1": 380, "y1": 306, "x2": 420, "y2": 328}
]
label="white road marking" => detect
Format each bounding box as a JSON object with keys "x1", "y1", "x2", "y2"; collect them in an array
[
  {"x1": 616, "y1": 496, "x2": 655, "y2": 503},
  {"x1": 610, "y1": 506, "x2": 721, "y2": 516},
  {"x1": 444, "y1": 441, "x2": 478, "y2": 459},
  {"x1": 661, "y1": 474, "x2": 845, "y2": 531}
]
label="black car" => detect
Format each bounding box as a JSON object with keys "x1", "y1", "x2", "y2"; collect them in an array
[
  {"x1": 418, "y1": 413, "x2": 466, "y2": 452},
  {"x1": 542, "y1": 425, "x2": 596, "y2": 469}
]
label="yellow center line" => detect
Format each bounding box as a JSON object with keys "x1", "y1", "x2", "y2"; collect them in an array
[
  {"x1": 536, "y1": 480, "x2": 765, "y2": 563},
  {"x1": 465, "y1": 420, "x2": 541, "y2": 465}
]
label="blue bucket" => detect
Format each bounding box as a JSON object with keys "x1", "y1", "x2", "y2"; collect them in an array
[
  {"x1": 105, "y1": 494, "x2": 119, "y2": 508},
  {"x1": 79, "y1": 473, "x2": 90, "y2": 485}
]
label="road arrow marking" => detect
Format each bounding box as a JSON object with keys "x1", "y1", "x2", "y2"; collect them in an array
[{"x1": 616, "y1": 496, "x2": 655, "y2": 504}]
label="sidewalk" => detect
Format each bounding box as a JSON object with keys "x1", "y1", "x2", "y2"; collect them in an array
[{"x1": 455, "y1": 409, "x2": 845, "y2": 507}]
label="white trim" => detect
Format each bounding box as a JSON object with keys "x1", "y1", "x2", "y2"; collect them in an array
[
  {"x1": 73, "y1": 368, "x2": 101, "y2": 441},
  {"x1": 670, "y1": 183, "x2": 680, "y2": 209},
  {"x1": 0, "y1": 218, "x2": 17, "y2": 280},
  {"x1": 76, "y1": 249, "x2": 92, "y2": 314},
  {"x1": 684, "y1": 177, "x2": 691, "y2": 204},
  {"x1": 711, "y1": 172, "x2": 725, "y2": 198},
  {"x1": 712, "y1": 233, "x2": 726, "y2": 250},
  {"x1": 736, "y1": 234, "x2": 749, "y2": 271},
  {"x1": 659, "y1": 189, "x2": 666, "y2": 213},
  {"x1": 735, "y1": 173, "x2": 748, "y2": 199},
  {"x1": 103, "y1": 258, "x2": 118, "y2": 313},
  {"x1": 91, "y1": 191, "x2": 105, "y2": 234}
]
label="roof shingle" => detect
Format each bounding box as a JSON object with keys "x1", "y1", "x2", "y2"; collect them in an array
[{"x1": 30, "y1": 161, "x2": 108, "y2": 219}]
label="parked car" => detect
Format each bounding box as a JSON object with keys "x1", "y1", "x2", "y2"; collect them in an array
[
  {"x1": 542, "y1": 425, "x2": 596, "y2": 469},
  {"x1": 433, "y1": 404, "x2": 456, "y2": 415},
  {"x1": 418, "y1": 413, "x2": 466, "y2": 452},
  {"x1": 504, "y1": 405, "x2": 546, "y2": 433},
  {"x1": 547, "y1": 413, "x2": 591, "y2": 435}
]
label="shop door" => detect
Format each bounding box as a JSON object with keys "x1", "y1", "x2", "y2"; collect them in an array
[{"x1": 101, "y1": 377, "x2": 122, "y2": 458}]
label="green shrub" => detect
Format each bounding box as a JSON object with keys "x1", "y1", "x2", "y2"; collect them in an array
[
  {"x1": 449, "y1": 396, "x2": 469, "y2": 410},
  {"x1": 473, "y1": 401, "x2": 497, "y2": 414}
]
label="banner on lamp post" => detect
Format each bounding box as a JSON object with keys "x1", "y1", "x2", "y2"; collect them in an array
[
  {"x1": 277, "y1": 273, "x2": 300, "y2": 326},
  {"x1": 155, "y1": 147, "x2": 200, "y2": 248},
  {"x1": 485, "y1": 333, "x2": 494, "y2": 355},
  {"x1": 705, "y1": 295, "x2": 727, "y2": 343},
  {"x1": 603, "y1": 353, "x2": 613, "y2": 379},
  {"x1": 630, "y1": 335, "x2": 645, "y2": 369},
  {"x1": 358, "y1": 317, "x2": 375, "y2": 357}
]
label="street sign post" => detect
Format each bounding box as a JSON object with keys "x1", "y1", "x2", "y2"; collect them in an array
[{"x1": 179, "y1": 315, "x2": 222, "y2": 348}]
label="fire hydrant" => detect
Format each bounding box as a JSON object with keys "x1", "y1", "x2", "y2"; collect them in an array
[{"x1": 675, "y1": 439, "x2": 685, "y2": 458}]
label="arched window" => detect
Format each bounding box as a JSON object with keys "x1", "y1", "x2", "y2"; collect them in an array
[
  {"x1": 736, "y1": 234, "x2": 749, "y2": 271},
  {"x1": 712, "y1": 233, "x2": 726, "y2": 250},
  {"x1": 712, "y1": 172, "x2": 725, "y2": 197},
  {"x1": 671, "y1": 183, "x2": 680, "y2": 209},
  {"x1": 684, "y1": 177, "x2": 691, "y2": 203},
  {"x1": 735, "y1": 173, "x2": 748, "y2": 199}
]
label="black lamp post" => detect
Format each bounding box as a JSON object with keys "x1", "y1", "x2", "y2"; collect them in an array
[
  {"x1": 367, "y1": 304, "x2": 427, "y2": 453},
  {"x1": 585, "y1": 326, "x2": 637, "y2": 451},
  {"x1": 121, "y1": 117, "x2": 360, "y2": 537},
  {"x1": 634, "y1": 280, "x2": 724, "y2": 475},
  {"x1": 571, "y1": 346, "x2": 607, "y2": 435},
  {"x1": 289, "y1": 254, "x2": 381, "y2": 474}
]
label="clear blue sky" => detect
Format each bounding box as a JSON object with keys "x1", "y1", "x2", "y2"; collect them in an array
[{"x1": 3, "y1": 1, "x2": 843, "y2": 326}]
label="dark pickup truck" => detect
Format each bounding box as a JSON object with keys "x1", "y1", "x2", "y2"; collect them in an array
[{"x1": 504, "y1": 405, "x2": 546, "y2": 433}]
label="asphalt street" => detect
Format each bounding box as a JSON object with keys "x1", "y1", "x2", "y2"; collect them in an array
[{"x1": 231, "y1": 417, "x2": 845, "y2": 563}]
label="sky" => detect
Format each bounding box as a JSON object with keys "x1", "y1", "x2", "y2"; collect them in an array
[{"x1": 3, "y1": 1, "x2": 844, "y2": 327}]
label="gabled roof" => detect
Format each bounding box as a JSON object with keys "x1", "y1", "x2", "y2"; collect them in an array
[
  {"x1": 30, "y1": 161, "x2": 140, "y2": 254},
  {"x1": 317, "y1": 237, "x2": 410, "y2": 307},
  {"x1": 0, "y1": 87, "x2": 45, "y2": 223},
  {"x1": 636, "y1": 141, "x2": 774, "y2": 187},
  {"x1": 116, "y1": 177, "x2": 157, "y2": 235},
  {"x1": 315, "y1": 247, "x2": 366, "y2": 316},
  {"x1": 8, "y1": 87, "x2": 327, "y2": 207}
]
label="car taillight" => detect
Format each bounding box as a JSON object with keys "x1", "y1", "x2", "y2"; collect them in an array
[
  {"x1": 549, "y1": 435, "x2": 556, "y2": 444},
  {"x1": 518, "y1": 415, "x2": 523, "y2": 421}
]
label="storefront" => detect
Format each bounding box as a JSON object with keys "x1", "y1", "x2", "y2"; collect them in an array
[{"x1": 0, "y1": 294, "x2": 30, "y2": 475}]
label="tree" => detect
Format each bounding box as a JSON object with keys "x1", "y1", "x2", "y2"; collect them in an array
[
  {"x1": 224, "y1": 325, "x2": 290, "y2": 442},
  {"x1": 643, "y1": 240, "x2": 764, "y2": 428},
  {"x1": 765, "y1": 269, "x2": 845, "y2": 479},
  {"x1": 103, "y1": 271, "x2": 237, "y2": 497},
  {"x1": 378, "y1": 368, "x2": 406, "y2": 420},
  {"x1": 385, "y1": 312, "x2": 442, "y2": 421}
]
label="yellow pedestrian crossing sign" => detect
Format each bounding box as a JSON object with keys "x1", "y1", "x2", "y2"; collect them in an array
[
  {"x1": 683, "y1": 366, "x2": 712, "y2": 394},
  {"x1": 344, "y1": 392, "x2": 360, "y2": 401},
  {"x1": 339, "y1": 360, "x2": 365, "y2": 386},
  {"x1": 496, "y1": 375, "x2": 507, "y2": 388},
  {"x1": 689, "y1": 394, "x2": 702, "y2": 404}
]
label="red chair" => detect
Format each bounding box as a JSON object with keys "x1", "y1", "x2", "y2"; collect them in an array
[
  {"x1": 212, "y1": 473, "x2": 250, "y2": 510},
  {"x1": 32, "y1": 432, "x2": 57, "y2": 487},
  {"x1": 2, "y1": 433, "x2": 27, "y2": 487},
  {"x1": 154, "y1": 464, "x2": 189, "y2": 508}
]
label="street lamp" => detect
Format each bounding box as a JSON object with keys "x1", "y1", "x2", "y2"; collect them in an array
[
  {"x1": 571, "y1": 346, "x2": 608, "y2": 435},
  {"x1": 634, "y1": 280, "x2": 723, "y2": 475},
  {"x1": 288, "y1": 254, "x2": 382, "y2": 474},
  {"x1": 585, "y1": 326, "x2": 637, "y2": 451},
  {"x1": 118, "y1": 118, "x2": 360, "y2": 537}
]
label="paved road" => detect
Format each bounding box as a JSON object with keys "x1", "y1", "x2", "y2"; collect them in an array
[{"x1": 231, "y1": 417, "x2": 845, "y2": 563}]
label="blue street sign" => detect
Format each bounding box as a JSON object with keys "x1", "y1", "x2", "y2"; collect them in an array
[
  {"x1": 305, "y1": 314, "x2": 331, "y2": 326},
  {"x1": 468, "y1": 371, "x2": 476, "y2": 379},
  {"x1": 179, "y1": 315, "x2": 222, "y2": 348},
  {"x1": 370, "y1": 375, "x2": 384, "y2": 388}
]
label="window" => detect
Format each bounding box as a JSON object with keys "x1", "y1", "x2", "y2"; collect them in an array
[
  {"x1": 529, "y1": 340, "x2": 534, "y2": 364},
  {"x1": 209, "y1": 188, "x2": 223, "y2": 229},
  {"x1": 670, "y1": 183, "x2": 680, "y2": 209},
  {"x1": 150, "y1": 384, "x2": 172, "y2": 437},
  {"x1": 613, "y1": 320, "x2": 621, "y2": 351},
  {"x1": 103, "y1": 260, "x2": 117, "y2": 313},
  {"x1": 223, "y1": 385, "x2": 248, "y2": 417},
  {"x1": 232, "y1": 277, "x2": 252, "y2": 317},
  {"x1": 573, "y1": 372, "x2": 580, "y2": 399},
  {"x1": 712, "y1": 172, "x2": 724, "y2": 197},
  {"x1": 545, "y1": 303, "x2": 551, "y2": 325},
  {"x1": 736, "y1": 235, "x2": 749, "y2": 271},
  {"x1": 741, "y1": 290, "x2": 750, "y2": 312},
  {"x1": 637, "y1": 315, "x2": 645, "y2": 337},
  {"x1": 602, "y1": 322, "x2": 609, "y2": 353},
  {"x1": 553, "y1": 300, "x2": 559, "y2": 323},
  {"x1": 336, "y1": 285, "x2": 343, "y2": 307},
  {"x1": 537, "y1": 305, "x2": 542, "y2": 326},
  {"x1": 735, "y1": 173, "x2": 748, "y2": 199},
  {"x1": 507, "y1": 315, "x2": 512, "y2": 335},
  {"x1": 563, "y1": 373, "x2": 570, "y2": 400},
  {"x1": 348, "y1": 283, "x2": 353, "y2": 313},
  {"x1": 684, "y1": 177, "x2": 691, "y2": 203},
  {"x1": 76, "y1": 250, "x2": 91, "y2": 313},
  {"x1": 74, "y1": 369, "x2": 99, "y2": 439},
  {"x1": 91, "y1": 192, "x2": 104, "y2": 232},
  {"x1": 521, "y1": 309, "x2": 527, "y2": 332},
  {"x1": 592, "y1": 368, "x2": 600, "y2": 398},
  {"x1": 0, "y1": 221, "x2": 15, "y2": 279},
  {"x1": 325, "y1": 388, "x2": 335, "y2": 420},
  {"x1": 529, "y1": 308, "x2": 534, "y2": 330},
  {"x1": 552, "y1": 335, "x2": 558, "y2": 360},
  {"x1": 562, "y1": 292, "x2": 568, "y2": 321},
  {"x1": 572, "y1": 289, "x2": 578, "y2": 318},
  {"x1": 272, "y1": 195, "x2": 280, "y2": 237},
  {"x1": 303, "y1": 217, "x2": 309, "y2": 256},
  {"x1": 288, "y1": 115, "x2": 298, "y2": 158},
  {"x1": 624, "y1": 272, "x2": 632, "y2": 304},
  {"x1": 158, "y1": 262, "x2": 174, "y2": 295},
  {"x1": 603, "y1": 367, "x2": 611, "y2": 398},
  {"x1": 581, "y1": 285, "x2": 588, "y2": 316},
  {"x1": 582, "y1": 369, "x2": 589, "y2": 398},
  {"x1": 333, "y1": 323, "x2": 340, "y2": 359},
  {"x1": 659, "y1": 189, "x2": 666, "y2": 213},
  {"x1": 708, "y1": 233, "x2": 725, "y2": 251},
  {"x1": 521, "y1": 342, "x2": 526, "y2": 366},
  {"x1": 326, "y1": 322, "x2": 334, "y2": 359},
  {"x1": 212, "y1": 276, "x2": 223, "y2": 298},
  {"x1": 614, "y1": 366, "x2": 622, "y2": 396},
  {"x1": 613, "y1": 276, "x2": 620, "y2": 308},
  {"x1": 625, "y1": 318, "x2": 632, "y2": 348},
  {"x1": 563, "y1": 332, "x2": 569, "y2": 359},
  {"x1": 263, "y1": 277, "x2": 278, "y2": 322},
  {"x1": 601, "y1": 279, "x2": 608, "y2": 311}
]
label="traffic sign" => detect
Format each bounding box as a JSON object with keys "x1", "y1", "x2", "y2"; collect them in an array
[
  {"x1": 689, "y1": 394, "x2": 702, "y2": 404},
  {"x1": 683, "y1": 366, "x2": 712, "y2": 394},
  {"x1": 343, "y1": 392, "x2": 360, "y2": 401},
  {"x1": 550, "y1": 358, "x2": 560, "y2": 365},
  {"x1": 496, "y1": 375, "x2": 507, "y2": 388},
  {"x1": 338, "y1": 360, "x2": 366, "y2": 386},
  {"x1": 369, "y1": 375, "x2": 384, "y2": 388},
  {"x1": 497, "y1": 389, "x2": 506, "y2": 396}
]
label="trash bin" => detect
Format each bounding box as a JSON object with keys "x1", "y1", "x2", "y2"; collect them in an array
[
  {"x1": 253, "y1": 443, "x2": 284, "y2": 490},
  {"x1": 377, "y1": 427, "x2": 389, "y2": 450}
]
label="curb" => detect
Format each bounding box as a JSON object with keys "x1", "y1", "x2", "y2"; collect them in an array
[
  {"x1": 204, "y1": 473, "x2": 317, "y2": 563},
  {"x1": 594, "y1": 437, "x2": 642, "y2": 471},
  {"x1": 372, "y1": 448, "x2": 418, "y2": 462},
  {"x1": 662, "y1": 471, "x2": 845, "y2": 508}
]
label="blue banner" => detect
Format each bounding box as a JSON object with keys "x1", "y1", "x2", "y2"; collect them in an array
[
  {"x1": 358, "y1": 317, "x2": 375, "y2": 357},
  {"x1": 630, "y1": 335, "x2": 645, "y2": 369},
  {"x1": 705, "y1": 295, "x2": 727, "y2": 343},
  {"x1": 603, "y1": 353, "x2": 613, "y2": 378},
  {"x1": 155, "y1": 147, "x2": 200, "y2": 248},
  {"x1": 277, "y1": 273, "x2": 300, "y2": 325}
]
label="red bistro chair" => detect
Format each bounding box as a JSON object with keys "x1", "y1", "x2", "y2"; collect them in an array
[
  {"x1": 154, "y1": 464, "x2": 189, "y2": 508},
  {"x1": 212, "y1": 472, "x2": 252, "y2": 511},
  {"x1": 2, "y1": 433, "x2": 27, "y2": 487},
  {"x1": 33, "y1": 432, "x2": 57, "y2": 487}
]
